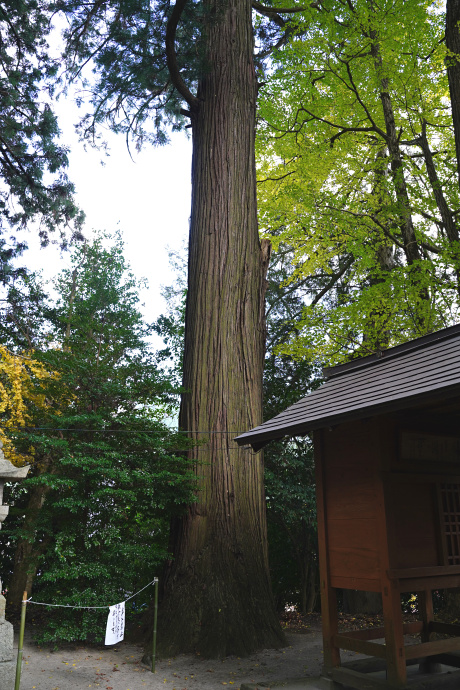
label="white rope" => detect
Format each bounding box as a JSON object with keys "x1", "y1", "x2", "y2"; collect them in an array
[
  {"x1": 26, "y1": 578, "x2": 158, "y2": 609},
  {"x1": 124, "y1": 578, "x2": 158, "y2": 603}
]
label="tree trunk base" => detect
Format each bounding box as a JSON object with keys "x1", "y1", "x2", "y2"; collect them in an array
[{"x1": 144, "y1": 557, "x2": 286, "y2": 659}]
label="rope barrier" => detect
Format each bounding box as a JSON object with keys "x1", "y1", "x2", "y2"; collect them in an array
[
  {"x1": 0, "y1": 426, "x2": 247, "y2": 434},
  {"x1": 14, "y1": 577, "x2": 160, "y2": 687},
  {"x1": 27, "y1": 577, "x2": 157, "y2": 609}
]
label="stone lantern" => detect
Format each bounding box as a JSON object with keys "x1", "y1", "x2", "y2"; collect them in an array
[
  {"x1": 0, "y1": 440, "x2": 30, "y2": 529},
  {"x1": 0, "y1": 440, "x2": 30, "y2": 689}
]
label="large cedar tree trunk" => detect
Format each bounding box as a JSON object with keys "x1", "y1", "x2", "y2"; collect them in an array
[{"x1": 152, "y1": 0, "x2": 285, "y2": 658}]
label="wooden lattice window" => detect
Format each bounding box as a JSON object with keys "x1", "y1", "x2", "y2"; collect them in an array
[{"x1": 440, "y1": 483, "x2": 460, "y2": 565}]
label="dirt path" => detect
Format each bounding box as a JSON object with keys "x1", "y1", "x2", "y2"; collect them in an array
[{"x1": 17, "y1": 629, "x2": 347, "y2": 690}]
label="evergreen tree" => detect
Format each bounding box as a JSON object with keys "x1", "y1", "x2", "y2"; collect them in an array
[{"x1": 3, "y1": 233, "x2": 195, "y2": 643}]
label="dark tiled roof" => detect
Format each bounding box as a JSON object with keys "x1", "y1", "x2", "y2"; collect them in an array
[{"x1": 235, "y1": 324, "x2": 460, "y2": 451}]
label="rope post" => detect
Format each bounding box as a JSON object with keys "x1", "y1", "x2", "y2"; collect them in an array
[
  {"x1": 152, "y1": 577, "x2": 158, "y2": 673},
  {"x1": 14, "y1": 591, "x2": 27, "y2": 690}
]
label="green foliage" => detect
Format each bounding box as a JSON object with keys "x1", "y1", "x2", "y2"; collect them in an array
[
  {"x1": 19, "y1": 426, "x2": 192, "y2": 643},
  {"x1": 0, "y1": 0, "x2": 84, "y2": 352},
  {"x1": 0, "y1": 0, "x2": 84, "y2": 242},
  {"x1": 153, "y1": 248, "x2": 187, "y2": 390},
  {"x1": 257, "y1": 0, "x2": 459, "y2": 364},
  {"x1": 54, "y1": 0, "x2": 201, "y2": 145},
  {"x1": 2, "y1": 232, "x2": 195, "y2": 642},
  {"x1": 266, "y1": 441, "x2": 318, "y2": 613},
  {"x1": 263, "y1": 250, "x2": 321, "y2": 612},
  {"x1": 264, "y1": 249, "x2": 322, "y2": 413},
  {"x1": 0, "y1": 268, "x2": 50, "y2": 350}
]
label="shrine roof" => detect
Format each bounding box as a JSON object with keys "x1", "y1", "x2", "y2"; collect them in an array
[{"x1": 235, "y1": 323, "x2": 460, "y2": 451}]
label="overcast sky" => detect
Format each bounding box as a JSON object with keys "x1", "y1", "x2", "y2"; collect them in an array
[{"x1": 16, "y1": 90, "x2": 193, "y2": 326}]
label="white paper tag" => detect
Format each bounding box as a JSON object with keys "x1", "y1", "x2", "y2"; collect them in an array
[{"x1": 105, "y1": 601, "x2": 125, "y2": 645}]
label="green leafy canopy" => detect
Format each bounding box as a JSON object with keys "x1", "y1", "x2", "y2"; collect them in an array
[{"x1": 257, "y1": 0, "x2": 459, "y2": 364}]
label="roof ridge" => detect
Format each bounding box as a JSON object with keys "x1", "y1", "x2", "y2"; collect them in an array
[{"x1": 323, "y1": 323, "x2": 460, "y2": 380}]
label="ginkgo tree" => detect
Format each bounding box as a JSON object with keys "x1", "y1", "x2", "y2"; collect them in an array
[
  {"x1": 0, "y1": 346, "x2": 56, "y2": 466},
  {"x1": 257, "y1": 0, "x2": 460, "y2": 364}
]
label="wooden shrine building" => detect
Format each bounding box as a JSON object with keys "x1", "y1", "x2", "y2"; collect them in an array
[{"x1": 235, "y1": 324, "x2": 460, "y2": 689}]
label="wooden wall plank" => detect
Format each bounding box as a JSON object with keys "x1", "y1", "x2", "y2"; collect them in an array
[
  {"x1": 329, "y1": 547, "x2": 380, "y2": 581},
  {"x1": 331, "y1": 667, "x2": 393, "y2": 690},
  {"x1": 398, "y1": 574, "x2": 460, "y2": 591},
  {"x1": 430, "y1": 621, "x2": 460, "y2": 636},
  {"x1": 333, "y1": 634, "x2": 387, "y2": 659},
  {"x1": 405, "y1": 636, "x2": 460, "y2": 660},
  {"x1": 326, "y1": 482, "x2": 376, "y2": 520},
  {"x1": 343, "y1": 622, "x2": 422, "y2": 641},
  {"x1": 328, "y1": 518, "x2": 379, "y2": 552},
  {"x1": 388, "y1": 565, "x2": 460, "y2": 579},
  {"x1": 330, "y1": 575, "x2": 381, "y2": 591}
]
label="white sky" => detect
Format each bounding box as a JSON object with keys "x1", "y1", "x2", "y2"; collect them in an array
[{"x1": 16, "y1": 92, "x2": 193, "y2": 326}]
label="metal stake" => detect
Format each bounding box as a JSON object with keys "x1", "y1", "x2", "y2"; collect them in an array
[
  {"x1": 152, "y1": 577, "x2": 158, "y2": 673},
  {"x1": 14, "y1": 591, "x2": 27, "y2": 690}
]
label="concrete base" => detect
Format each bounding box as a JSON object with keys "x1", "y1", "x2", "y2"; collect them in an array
[
  {"x1": 0, "y1": 606, "x2": 15, "y2": 690},
  {"x1": 0, "y1": 658, "x2": 16, "y2": 690},
  {"x1": 240, "y1": 662, "x2": 460, "y2": 690},
  {"x1": 0, "y1": 620, "x2": 13, "y2": 661},
  {"x1": 241, "y1": 676, "x2": 342, "y2": 690}
]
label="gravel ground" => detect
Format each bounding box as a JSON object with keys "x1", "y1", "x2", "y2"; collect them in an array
[{"x1": 16, "y1": 629, "x2": 342, "y2": 690}]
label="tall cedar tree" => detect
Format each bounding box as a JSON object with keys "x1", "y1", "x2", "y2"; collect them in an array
[
  {"x1": 3, "y1": 234, "x2": 196, "y2": 639},
  {"x1": 54, "y1": 0, "x2": 317, "y2": 657},
  {"x1": 155, "y1": 248, "x2": 322, "y2": 615}
]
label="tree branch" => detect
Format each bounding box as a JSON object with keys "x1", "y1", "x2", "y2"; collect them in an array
[
  {"x1": 165, "y1": 0, "x2": 200, "y2": 111},
  {"x1": 257, "y1": 29, "x2": 291, "y2": 59},
  {"x1": 295, "y1": 105, "x2": 386, "y2": 143},
  {"x1": 252, "y1": 1, "x2": 320, "y2": 14},
  {"x1": 309, "y1": 256, "x2": 355, "y2": 306},
  {"x1": 252, "y1": 1, "x2": 286, "y2": 28},
  {"x1": 416, "y1": 121, "x2": 459, "y2": 245},
  {"x1": 252, "y1": 1, "x2": 321, "y2": 31}
]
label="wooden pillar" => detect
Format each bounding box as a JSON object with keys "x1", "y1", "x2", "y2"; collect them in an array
[
  {"x1": 420, "y1": 589, "x2": 434, "y2": 642},
  {"x1": 376, "y1": 426, "x2": 407, "y2": 688},
  {"x1": 320, "y1": 580, "x2": 340, "y2": 669},
  {"x1": 419, "y1": 589, "x2": 442, "y2": 674},
  {"x1": 382, "y1": 580, "x2": 407, "y2": 687},
  {"x1": 314, "y1": 430, "x2": 341, "y2": 671}
]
